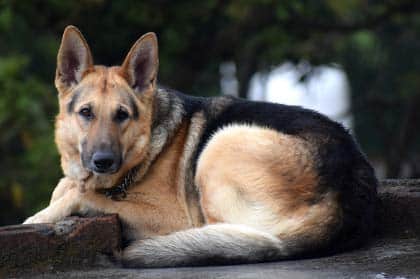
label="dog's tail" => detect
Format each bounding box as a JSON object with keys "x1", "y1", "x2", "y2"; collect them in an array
[{"x1": 121, "y1": 224, "x2": 307, "y2": 268}]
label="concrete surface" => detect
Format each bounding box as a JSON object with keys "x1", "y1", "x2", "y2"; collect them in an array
[{"x1": 24, "y1": 238, "x2": 420, "y2": 279}]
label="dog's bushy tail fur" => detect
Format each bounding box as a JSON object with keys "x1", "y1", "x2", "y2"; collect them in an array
[{"x1": 122, "y1": 224, "x2": 292, "y2": 268}]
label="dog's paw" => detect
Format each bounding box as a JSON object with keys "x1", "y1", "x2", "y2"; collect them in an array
[{"x1": 23, "y1": 213, "x2": 53, "y2": 224}]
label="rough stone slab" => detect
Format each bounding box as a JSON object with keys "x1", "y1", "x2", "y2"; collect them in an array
[
  {"x1": 376, "y1": 179, "x2": 420, "y2": 238},
  {"x1": 0, "y1": 214, "x2": 121, "y2": 277}
]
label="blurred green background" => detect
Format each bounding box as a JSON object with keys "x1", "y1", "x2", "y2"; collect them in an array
[{"x1": 1, "y1": 0, "x2": 420, "y2": 225}]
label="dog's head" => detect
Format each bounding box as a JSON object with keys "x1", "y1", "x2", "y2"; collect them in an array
[{"x1": 54, "y1": 26, "x2": 158, "y2": 186}]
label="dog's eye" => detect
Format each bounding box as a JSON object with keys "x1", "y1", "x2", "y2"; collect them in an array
[
  {"x1": 79, "y1": 107, "x2": 94, "y2": 120},
  {"x1": 115, "y1": 108, "x2": 129, "y2": 122}
]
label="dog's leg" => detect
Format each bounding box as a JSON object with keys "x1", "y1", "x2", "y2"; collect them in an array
[
  {"x1": 49, "y1": 177, "x2": 78, "y2": 204},
  {"x1": 23, "y1": 177, "x2": 82, "y2": 224},
  {"x1": 23, "y1": 182, "x2": 83, "y2": 224},
  {"x1": 23, "y1": 178, "x2": 123, "y2": 224}
]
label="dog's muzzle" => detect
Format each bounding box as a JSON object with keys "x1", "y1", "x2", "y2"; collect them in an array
[{"x1": 89, "y1": 151, "x2": 121, "y2": 174}]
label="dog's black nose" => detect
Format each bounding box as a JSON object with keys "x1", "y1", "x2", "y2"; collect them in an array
[{"x1": 92, "y1": 152, "x2": 115, "y2": 172}]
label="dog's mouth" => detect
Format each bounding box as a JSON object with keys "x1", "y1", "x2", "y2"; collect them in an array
[
  {"x1": 88, "y1": 162, "x2": 121, "y2": 175},
  {"x1": 90, "y1": 166, "x2": 120, "y2": 175}
]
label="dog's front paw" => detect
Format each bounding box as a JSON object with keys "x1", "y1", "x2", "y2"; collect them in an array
[{"x1": 23, "y1": 213, "x2": 53, "y2": 224}]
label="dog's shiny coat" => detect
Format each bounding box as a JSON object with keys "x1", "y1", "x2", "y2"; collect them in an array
[{"x1": 24, "y1": 26, "x2": 378, "y2": 267}]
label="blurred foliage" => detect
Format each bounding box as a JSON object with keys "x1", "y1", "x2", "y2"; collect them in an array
[{"x1": 1, "y1": 0, "x2": 420, "y2": 224}]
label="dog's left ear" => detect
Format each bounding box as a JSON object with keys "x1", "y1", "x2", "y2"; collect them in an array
[{"x1": 120, "y1": 32, "x2": 159, "y2": 94}]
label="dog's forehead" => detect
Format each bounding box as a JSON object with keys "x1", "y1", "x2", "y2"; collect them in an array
[
  {"x1": 83, "y1": 66, "x2": 127, "y2": 89},
  {"x1": 65, "y1": 67, "x2": 136, "y2": 113},
  {"x1": 78, "y1": 67, "x2": 132, "y2": 97}
]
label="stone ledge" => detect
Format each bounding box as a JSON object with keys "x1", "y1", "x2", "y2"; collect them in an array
[
  {"x1": 0, "y1": 214, "x2": 121, "y2": 277},
  {"x1": 0, "y1": 180, "x2": 419, "y2": 277},
  {"x1": 375, "y1": 179, "x2": 420, "y2": 238}
]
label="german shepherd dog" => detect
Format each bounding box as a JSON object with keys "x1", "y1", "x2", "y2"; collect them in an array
[{"x1": 24, "y1": 26, "x2": 377, "y2": 267}]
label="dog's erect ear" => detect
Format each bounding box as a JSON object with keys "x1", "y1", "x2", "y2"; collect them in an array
[
  {"x1": 120, "y1": 32, "x2": 158, "y2": 93},
  {"x1": 55, "y1": 25, "x2": 93, "y2": 93}
]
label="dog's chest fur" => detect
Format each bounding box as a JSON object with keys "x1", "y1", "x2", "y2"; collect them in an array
[{"x1": 122, "y1": 120, "x2": 204, "y2": 240}]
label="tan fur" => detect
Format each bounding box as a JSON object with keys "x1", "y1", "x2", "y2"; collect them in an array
[{"x1": 196, "y1": 124, "x2": 341, "y2": 241}]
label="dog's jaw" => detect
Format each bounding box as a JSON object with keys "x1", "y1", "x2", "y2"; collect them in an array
[{"x1": 62, "y1": 157, "x2": 90, "y2": 180}]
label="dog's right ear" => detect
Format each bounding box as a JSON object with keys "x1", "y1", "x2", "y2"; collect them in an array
[{"x1": 55, "y1": 25, "x2": 93, "y2": 94}]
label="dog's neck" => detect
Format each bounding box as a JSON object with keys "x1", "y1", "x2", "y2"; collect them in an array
[
  {"x1": 96, "y1": 164, "x2": 140, "y2": 200},
  {"x1": 147, "y1": 87, "x2": 185, "y2": 161}
]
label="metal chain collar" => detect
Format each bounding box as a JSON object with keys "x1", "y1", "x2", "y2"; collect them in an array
[{"x1": 102, "y1": 165, "x2": 140, "y2": 201}]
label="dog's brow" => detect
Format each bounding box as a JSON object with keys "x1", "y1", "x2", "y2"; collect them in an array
[
  {"x1": 101, "y1": 77, "x2": 108, "y2": 93},
  {"x1": 128, "y1": 94, "x2": 139, "y2": 119},
  {"x1": 67, "y1": 89, "x2": 81, "y2": 113}
]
